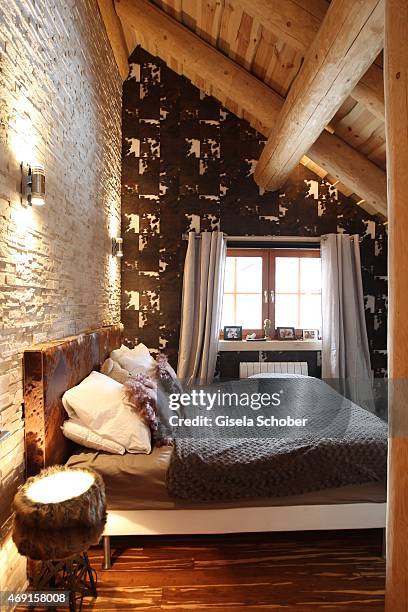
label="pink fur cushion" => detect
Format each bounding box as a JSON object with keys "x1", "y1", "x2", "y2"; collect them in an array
[
  {"x1": 124, "y1": 374, "x2": 173, "y2": 447},
  {"x1": 154, "y1": 354, "x2": 183, "y2": 394}
]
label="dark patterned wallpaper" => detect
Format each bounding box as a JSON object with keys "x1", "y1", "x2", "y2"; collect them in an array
[{"x1": 122, "y1": 46, "x2": 388, "y2": 377}]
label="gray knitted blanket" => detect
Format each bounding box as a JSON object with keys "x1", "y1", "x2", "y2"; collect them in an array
[{"x1": 165, "y1": 377, "x2": 387, "y2": 502}]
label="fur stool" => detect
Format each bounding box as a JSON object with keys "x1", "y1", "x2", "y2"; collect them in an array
[{"x1": 13, "y1": 465, "x2": 107, "y2": 611}]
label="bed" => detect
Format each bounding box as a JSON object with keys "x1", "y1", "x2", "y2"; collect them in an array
[{"x1": 23, "y1": 325, "x2": 387, "y2": 569}]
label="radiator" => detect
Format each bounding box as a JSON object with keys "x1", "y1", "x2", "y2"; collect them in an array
[{"x1": 239, "y1": 361, "x2": 309, "y2": 378}]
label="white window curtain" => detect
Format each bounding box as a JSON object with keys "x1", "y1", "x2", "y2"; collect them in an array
[
  {"x1": 177, "y1": 231, "x2": 227, "y2": 386},
  {"x1": 321, "y1": 233, "x2": 374, "y2": 409}
]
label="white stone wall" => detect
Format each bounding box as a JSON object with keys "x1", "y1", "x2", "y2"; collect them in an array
[{"x1": 0, "y1": 0, "x2": 122, "y2": 591}]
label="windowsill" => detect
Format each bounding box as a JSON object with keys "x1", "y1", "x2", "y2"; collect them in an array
[{"x1": 218, "y1": 339, "x2": 322, "y2": 352}]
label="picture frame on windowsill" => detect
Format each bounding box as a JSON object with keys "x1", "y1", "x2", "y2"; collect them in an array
[
  {"x1": 303, "y1": 329, "x2": 319, "y2": 341},
  {"x1": 223, "y1": 326, "x2": 243, "y2": 341},
  {"x1": 276, "y1": 327, "x2": 296, "y2": 340}
]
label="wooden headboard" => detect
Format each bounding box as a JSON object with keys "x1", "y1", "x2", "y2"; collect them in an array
[{"x1": 23, "y1": 324, "x2": 123, "y2": 477}]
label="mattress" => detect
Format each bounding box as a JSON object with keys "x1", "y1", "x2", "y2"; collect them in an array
[{"x1": 66, "y1": 446, "x2": 386, "y2": 511}]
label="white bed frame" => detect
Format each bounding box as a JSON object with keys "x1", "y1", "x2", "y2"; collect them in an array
[
  {"x1": 105, "y1": 503, "x2": 386, "y2": 536},
  {"x1": 102, "y1": 503, "x2": 386, "y2": 568}
]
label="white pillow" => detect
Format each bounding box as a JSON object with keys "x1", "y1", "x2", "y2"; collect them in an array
[
  {"x1": 110, "y1": 343, "x2": 156, "y2": 376},
  {"x1": 109, "y1": 344, "x2": 131, "y2": 363},
  {"x1": 62, "y1": 371, "x2": 151, "y2": 454},
  {"x1": 101, "y1": 357, "x2": 130, "y2": 383},
  {"x1": 62, "y1": 419, "x2": 126, "y2": 455}
]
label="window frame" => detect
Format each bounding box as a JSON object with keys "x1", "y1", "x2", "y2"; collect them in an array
[
  {"x1": 269, "y1": 249, "x2": 321, "y2": 334},
  {"x1": 223, "y1": 247, "x2": 321, "y2": 338},
  {"x1": 223, "y1": 249, "x2": 269, "y2": 336}
]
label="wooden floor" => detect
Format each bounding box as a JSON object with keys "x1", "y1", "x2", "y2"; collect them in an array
[{"x1": 82, "y1": 530, "x2": 385, "y2": 611}]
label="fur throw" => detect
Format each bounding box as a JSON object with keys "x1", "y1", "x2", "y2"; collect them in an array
[
  {"x1": 124, "y1": 374, "x2": 173, "y2": 447},
  {"x1": 155, "y1": 354, "x2": 183, "y2": 395},
  {"x1": 13, "y1": 466, "x2": 106, "y2": 531},
  {"x1": 124, "y1": 374, "x2": 158, "y2": 433}
]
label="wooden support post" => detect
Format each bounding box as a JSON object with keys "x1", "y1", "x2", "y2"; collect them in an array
[{"x1": 384, "y1": 0, "x2": 408, "y2": 609}]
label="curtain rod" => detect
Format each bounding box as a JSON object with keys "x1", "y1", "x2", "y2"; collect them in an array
[{"x1": 182, "y1": 233, "x2": 321, "y2": 243}]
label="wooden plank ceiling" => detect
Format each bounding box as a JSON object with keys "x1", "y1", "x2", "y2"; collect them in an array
[{"x1": 114, "y1": 0, "x2": 387, "y2": 215}]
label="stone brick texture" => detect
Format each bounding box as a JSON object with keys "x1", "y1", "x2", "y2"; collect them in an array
[{"x1": 0, "y1": 0, "x2": 122, "y2": 591}]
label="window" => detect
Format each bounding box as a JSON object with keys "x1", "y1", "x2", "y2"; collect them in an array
[
  {"x1": 221, "y1": 248, "x2": 322, "y2": 336},
  {"x1": 222, "y1": 250, "x2": 268, "y2": 332}
]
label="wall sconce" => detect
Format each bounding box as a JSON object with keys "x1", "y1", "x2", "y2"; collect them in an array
[
  {"x1": 112, "y1": 236, "x2": 123, "y2": 258},
  {"x1": 21, "y1": 163, "x2": 45, "y2": 206}
]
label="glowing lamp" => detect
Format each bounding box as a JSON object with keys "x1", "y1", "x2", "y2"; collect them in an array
[
  {"x1": 13, "y1": 466, "x2": 106, "y2": 560},
  {"x1": 26, "y1": 469, "x2": 95, "y2": 504}
]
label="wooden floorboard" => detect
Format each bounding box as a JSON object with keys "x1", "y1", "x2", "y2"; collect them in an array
[{"x1": 81, "y1": 530, "x2": 385, "y2": 610}]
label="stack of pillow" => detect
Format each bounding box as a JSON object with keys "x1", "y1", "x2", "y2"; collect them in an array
[{"x1": 61, "y1": 343, "x2": 179, "y2": 455}]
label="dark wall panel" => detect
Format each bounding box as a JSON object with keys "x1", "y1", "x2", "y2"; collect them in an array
[{"x1": 122, "y1": 47, "x2": 388, "y2": 378}]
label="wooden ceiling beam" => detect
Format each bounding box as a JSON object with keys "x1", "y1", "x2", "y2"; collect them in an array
[
  {"x1": 238, "y1": 0, "x2": 385, "y2": 120},
  {"x1": 308, "y1": 131, "x2": 387, "y2": 216},
  {"x1": 116, "y1": 0, "x2": 387, "y2": 216},
  {"x1": 254, "y1": 0, "x2": 384, "y2": 198},
  {"x1": 97, "y1": 0, "x2": 129, "y2": 80}
]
